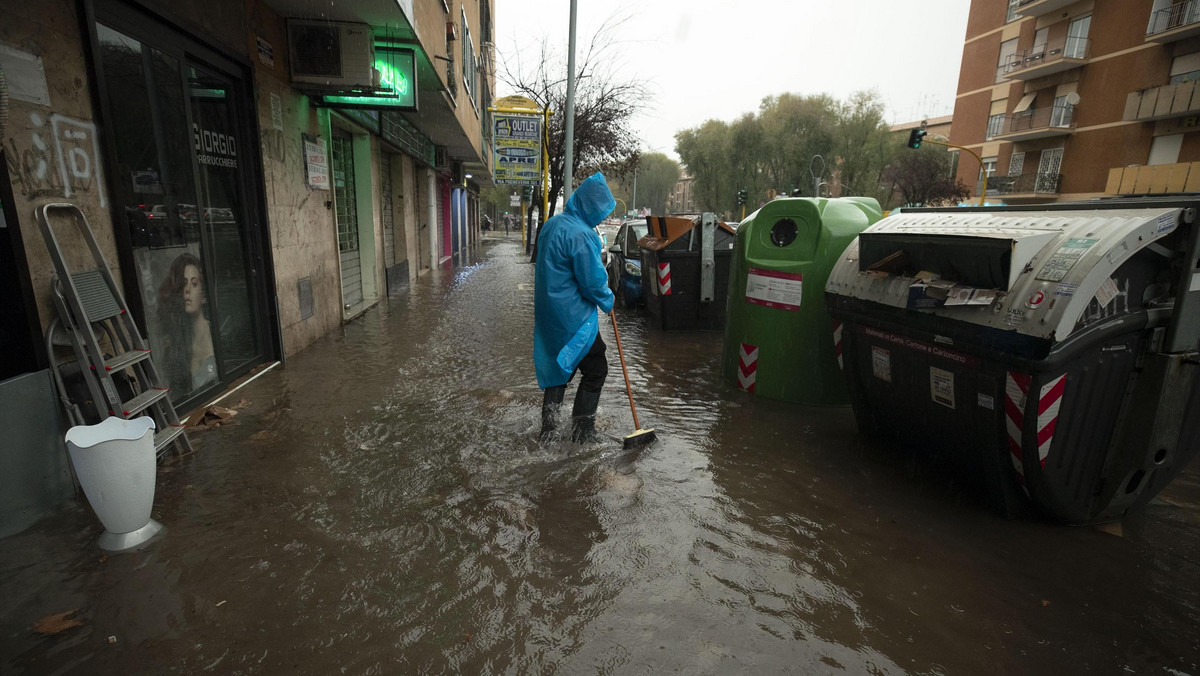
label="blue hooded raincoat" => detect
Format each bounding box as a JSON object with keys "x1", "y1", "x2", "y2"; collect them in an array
[{"x1": 533, "y1": 172, "x2": 617, "y2": 388}]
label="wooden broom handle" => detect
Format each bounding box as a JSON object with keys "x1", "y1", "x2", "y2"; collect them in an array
[{"x1": 609, "y1": 309, "x2": 641, "y2": 430}]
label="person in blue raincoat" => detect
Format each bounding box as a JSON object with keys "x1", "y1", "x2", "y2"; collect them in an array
[{"x1": 534, "y1": 172, "x2": 616, "y2": 442}]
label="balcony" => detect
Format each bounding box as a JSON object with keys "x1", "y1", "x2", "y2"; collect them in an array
[
  {"x1": 1003, "y1": 37, "x2": 1090, "y2": 80},
  {"x1": 978, "y1": 173, "x2": 1063, "y2": 199},
  {"x1": 1015, "y1": 0, "x2": 1078, "y2": 19},
  {"x1": 1124, "y1": 81, "x2": 1200, "y2": 122},
  {"x1": 1147, "y1": 0, "x2": 1200, "y2": 42},
  {"x1": 993, "y1": 104, "x2": 1076, "y2": 141},
  {"x1": 1105, "y1": 162, "x2": 1200, "y2": 195}
]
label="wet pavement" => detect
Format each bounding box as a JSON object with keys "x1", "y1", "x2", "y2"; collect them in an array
[{"x1": 3, "y1": 234, "x2": 1200, "y2": 674}]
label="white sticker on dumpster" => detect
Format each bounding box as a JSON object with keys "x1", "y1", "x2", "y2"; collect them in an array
[
  {"x1": 1094, "y1": 277, "x2": 1120, "y2": 308},
  {"x1": 930, "y1": 367, "x2": 955, "y2": 409},
  {"x1": 745, "y1": 267, "x2": 803, "y2": 311},
  {"x1": 1037, "y1": 238, "x2": 1098, "y2": 282},
  {"x1": 872, "y1": 346, "x2": 892, "y2": 382}
]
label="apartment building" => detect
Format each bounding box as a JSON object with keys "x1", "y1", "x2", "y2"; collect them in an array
[
  {"x1": 951, "y1": 0, "x2": 1200, "y2": 203},
  {"x1": 669, "y1": 172, "x2": 695, "y2": 214},
  {"x1": 0, "y1": 0, "x2": 495, "y2": 411}
]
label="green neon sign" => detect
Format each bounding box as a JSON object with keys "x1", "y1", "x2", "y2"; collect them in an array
[{"x1": 324, "y1": 46, "x2": 417, "y2": 110}]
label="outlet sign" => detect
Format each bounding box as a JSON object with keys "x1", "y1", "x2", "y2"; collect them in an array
[{"x1": 322, "y1": 46, "x2": 417, "y2": 111}]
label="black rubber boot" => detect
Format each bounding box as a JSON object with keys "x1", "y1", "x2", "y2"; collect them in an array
[
  {"x1": 540, "y1": 385, "x2": 566, "y2": 439},
  {"x1": 570, "y1": 389, "x2": 602, "y2": 443}
]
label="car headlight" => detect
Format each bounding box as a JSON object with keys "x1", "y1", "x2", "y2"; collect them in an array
[{"x1": 624, "y1": 260, "x2": 641, "y2": 277}]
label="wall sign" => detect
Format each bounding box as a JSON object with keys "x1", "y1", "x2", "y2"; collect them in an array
[
  {"x1": 492, "y1": 112, "x2": 543, "y2": 185},
  {"x1": 303, "y1": 134, "x2": 329, "y2": 191}
]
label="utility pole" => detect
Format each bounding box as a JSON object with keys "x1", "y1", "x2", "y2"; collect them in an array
[{"x1": 562, "y1": 0, "x2": 579, "y2": 202}]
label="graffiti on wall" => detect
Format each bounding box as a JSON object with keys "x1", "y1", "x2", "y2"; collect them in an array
[{"x1": 5, "y1": 112, "x2": 106, "y2": 206}]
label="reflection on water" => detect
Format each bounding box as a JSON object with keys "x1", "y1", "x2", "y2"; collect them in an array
[{"x1": 2, "y1": 237, "x2": 1199, "y2": 674}]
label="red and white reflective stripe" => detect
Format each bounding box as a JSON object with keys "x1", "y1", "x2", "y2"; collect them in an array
[
  {"x1": 658, "y1": 262, "x2": 672, "y2": 295},
  {"x1": 1005, "y1": 372, "x2": 1031, "y2": 485},
  {"x1": 1036, "y1": 375, "x2": 1067, "y2": 467},
  {"x1": 738, "y1": 343, "x2": 758, "y2": 392},
  {"x1": 832, "y1": 321, "x2": 844, "y2": 370}
]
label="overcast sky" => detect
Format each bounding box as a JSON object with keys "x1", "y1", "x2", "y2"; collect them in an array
[{"x1": 492, "y1": 0, "x2": 970, "y2": 160}]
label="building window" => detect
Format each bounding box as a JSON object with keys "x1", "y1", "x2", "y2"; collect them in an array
[
  {"x1": 461, "y1": 9, "x2": 476, "y2": 110},
  {"x1": 1065, "y1": 14, "x2": 1091, "y2": 60},
  {"x1": 1009, "y1": 152, "x2": 1025, "y2": 176},
  {"x1": 997, "y1": 38, "x2": 1018, "y2": 83},
  {"x1": 986, "y1": 113, "x2": 1006, "y2": 139},
  {"x1": 1006, "y1": 0, "x2": 1022, "y2": 23},
  {"x1": 980, "y1": 157, "x2": 998, "y2": 182},
  {"x1": 1149, "y1": 134, "x2": 1184, "y2": 165},
  {"x1": 1050, "y1": 95, "x2": 1074, "y2": 127},
  {"x1": 1169, "y1": 51, "x2": 1200, "y2": 83}
]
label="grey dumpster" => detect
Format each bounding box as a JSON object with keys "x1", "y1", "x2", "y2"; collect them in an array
[{"x1": 825, "y1": 199, "x2": 1200, "y2": 524}]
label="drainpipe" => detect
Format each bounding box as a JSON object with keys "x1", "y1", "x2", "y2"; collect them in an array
[{"x1": 427, "y1": 170, "x2": 438, "y2": 269}]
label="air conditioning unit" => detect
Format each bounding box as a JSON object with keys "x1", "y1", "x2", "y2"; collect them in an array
[{"x1": 288, "y1": 20, "x2": 377, "y2": 88}]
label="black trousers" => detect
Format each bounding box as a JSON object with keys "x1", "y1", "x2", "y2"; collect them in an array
[{"x1": 573, "y1": 333, "x2": 608, "y2": 393}]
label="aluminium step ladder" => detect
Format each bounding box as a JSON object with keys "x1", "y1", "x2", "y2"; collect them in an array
[{"x1": 37, "y1": 203, "x2": 192, "y2": 459}]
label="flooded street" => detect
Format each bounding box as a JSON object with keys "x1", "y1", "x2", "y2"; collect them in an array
[{"x1": 4, "y1": 235, "x2": 1200, "y2": 674}]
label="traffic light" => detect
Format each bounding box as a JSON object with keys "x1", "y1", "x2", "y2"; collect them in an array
[
  {"x1": 907, "y1": 128, "x2": 927, "y2": 149},
  {"x1": 736, "y1": 189, "x2": 747, "y2": 206},
  {"x1": 521, "y1": 185, "x2": 533, "y2": 200}
]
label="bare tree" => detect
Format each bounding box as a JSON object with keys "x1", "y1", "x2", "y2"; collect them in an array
[{"x1": 497, "y1": 13, "x2": 648, "y2": 221}]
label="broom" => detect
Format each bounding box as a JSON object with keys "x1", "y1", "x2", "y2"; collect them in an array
[{"x1": 609, "y1": 308, "x2": 656, "y2": 449}]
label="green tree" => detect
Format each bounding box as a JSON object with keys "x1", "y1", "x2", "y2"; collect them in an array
[
  {"x1": 609, "y1": 152, "x2": 681, "y2": 216},
  {"x1": 879, "y1": 145, "x2": 970, "y2": 207},
  {"x1": 834, "y1": 90, "x2": 896, "y2": 201},
  {"x1": 675, "y1": 119, "x2": 732, "y2": 214},
  {"x1": 757, "y1": 93, "x2": 838, "y2": 195}
]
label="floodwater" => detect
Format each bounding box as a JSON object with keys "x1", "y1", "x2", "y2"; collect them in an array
[{"x1": 3, "y1": 235, "x2": 1200, "y2": 674}]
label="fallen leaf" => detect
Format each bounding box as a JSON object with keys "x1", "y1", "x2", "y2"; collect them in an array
[
  {"x1": 33, "y1": 610, "x2": 84, "y2": 635},
  {"x1": 250, "y1": 430, "x2": 274, "y2": 441},
  {"x1": 1041, "y1": 600, "x2": 1051, "y2": 607},
  {"x1": 230, "y1": 398, "x2": 251, "y2": 410}
]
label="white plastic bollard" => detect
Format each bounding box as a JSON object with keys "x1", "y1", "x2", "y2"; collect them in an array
[{"x1": 65, "y1": 416, "x2": 163, "y2": 551}]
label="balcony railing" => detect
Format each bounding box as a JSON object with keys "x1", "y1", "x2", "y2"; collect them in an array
[
  {"x1": 996, "y1": 104, "x2": 1076, "y2": 140},
  {"x1": 978, "y1": 173, "x2": 1063, "y2": 197},
  {"x1": 1003, "y1": 37, "x2": 1090, "y2": 79},
  {"x1": 1014, "y1": 0, "x2": 1078, "y2": 18},
  {"x1": 1147, "y1": 0, "x2": 1200, "y2": 38}
]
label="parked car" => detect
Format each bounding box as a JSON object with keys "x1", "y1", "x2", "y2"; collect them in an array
[{"x1": 606, "y1": 219, "x2": 649, "y2": 308}]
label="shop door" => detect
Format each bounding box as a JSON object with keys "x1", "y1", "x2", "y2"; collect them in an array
[
  {"x1": 381, "y1": 154, "x2": 396, "y2": 268},
  {"x1": 440, "y1": 178, "x2": 452, "y2": 259},
  {"x1": 415, "y1": 167, "x2": 427, "y2": 271},
  {"x1": 93, "y1": 15, "x2": 268, "y2": 406},
  {"x1": 331, "y1": 131, "x2": 363, "y2": 309}
]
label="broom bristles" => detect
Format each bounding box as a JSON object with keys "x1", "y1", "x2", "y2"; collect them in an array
[{"x1": 622, "y1": 428, "x2": 656, "y2": 450}]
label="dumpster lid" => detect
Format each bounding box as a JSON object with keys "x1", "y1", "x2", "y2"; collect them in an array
[
  {"x1": 638, "y1": 215, "x2": 736, "y2": 251},
  {"x1": 826, "y1": 207, "x2": 1187, "y2": 343}
]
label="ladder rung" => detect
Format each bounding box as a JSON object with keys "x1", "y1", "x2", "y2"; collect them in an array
[
  {"x1": 118, "y1": 388, "x2": 169, "y2": 417},
  {"x1": 154, "y1": 425, "x2": 188, "y2": 453},
  {"x1": 102, "y1": 349, "x2": 153, "y2": 372}
]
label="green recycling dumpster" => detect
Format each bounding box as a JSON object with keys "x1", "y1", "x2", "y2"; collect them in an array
[
  {"x1": 722, "y1": 197, "x2": 882, "y2": 405},
  {"x1": 824, "y1": 199, "x2": 1200, "y2": 524},
  {"x1": 639, "y1": 213, "x2": 737, "y2": 330}
]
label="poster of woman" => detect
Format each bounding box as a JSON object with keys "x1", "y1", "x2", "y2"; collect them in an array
[
  {"x1": 136, "y1": 246, "x2": 218, "y2": 400},
  {"x1": 157, "y1": 252, "x2": 217, "y2": 396}
]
